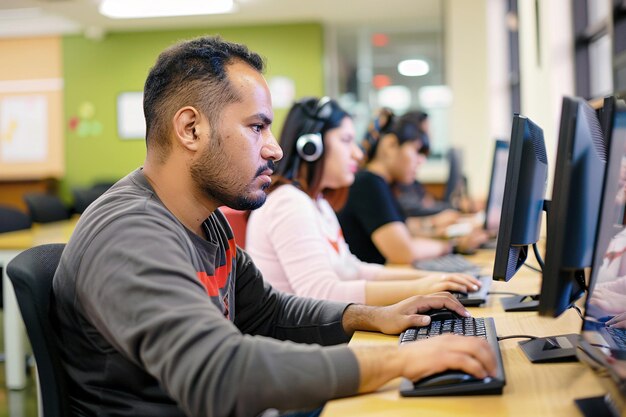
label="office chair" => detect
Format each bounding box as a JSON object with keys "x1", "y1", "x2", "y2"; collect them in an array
[
  {"x1": 0, "y1": 205, "x2": 32, "y2": 233},
  {"x1": 7, "y1": 243, "x2": 70, "y2": 417},
  {"x1": 0, "y1": 205, "x2": 32, "y2": 310},
  {"x1": 90, "y1": 181, "x2": 116, "y2": 194},
  {"x1": 23, "y1": 193, "x2": 70, "y2": 223},
  {"x1": 71, "y1": 187, "x2": 104, "y2": 214}
]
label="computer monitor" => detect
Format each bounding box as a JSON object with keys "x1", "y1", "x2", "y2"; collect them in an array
[
  {"x1": 599, "y1": 95, "x2": 619, "y2": 141},
  {"x1": 538, "y1": 96, "x2": 608, "y2": 318},
  {"x1": 576, "y1": 101, "x2": 626, "y2": 416},
  {"x1": 484, "y1": 139, "x2": 510, "y2": 235},
  {"x1": 492, "y1": 115, "x2": 548, "y2": 296},
  {"x1": 514, "y1": 97, "x2": 608, "y2": 363},
  {"x1": 443, "y1": 147, "x2": 465, "y2": 206}
]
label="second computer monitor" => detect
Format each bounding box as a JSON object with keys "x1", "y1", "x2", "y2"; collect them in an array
[
  {"x1": 484, "y1": 139, "x2": 510, "y2": 235},
  {"x1": 577, "y1": 100, "x2": 626, "y2": 415},
  {"x1": 493, "y1": 115, "x2": 548, "y2": 282},
  {"x1": 538, "y1": 96, "x2": 608, "y2": 317}
]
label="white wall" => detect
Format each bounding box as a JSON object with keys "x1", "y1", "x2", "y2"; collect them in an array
[
  {"x1": 443, "y1": 0, "x2": 574, "y2": 200},
  {"x1": 444, "y1": 0, "x2": 491, "y2": 199},
  {"x1": 487, "y1": 0, "x2": 512, "y2": 142},
  {"x1": 518, "y1": 0, "x2": 574, "y2": 194}
]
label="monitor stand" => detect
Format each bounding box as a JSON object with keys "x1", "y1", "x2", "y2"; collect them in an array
[
  {"x1": 575, "y1": 394, "x2": 621, "y2": 417},
  {"x1": 519, "y1": 333, "x2": 579, "y2": 363},
  {"x1": 500, "y1": 293, "x2": 540, "y2": 312}
]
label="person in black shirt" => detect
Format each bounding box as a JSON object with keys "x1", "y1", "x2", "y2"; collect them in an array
[{"x1": 338, "y1": 109, "x2": 487, "y2": 265}]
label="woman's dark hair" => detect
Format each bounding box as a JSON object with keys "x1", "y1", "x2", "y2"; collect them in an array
[
  {"x1": 362, "y1": 109, "x2": 430, "y2": 162},
  {"x1": 271, "y1": 97, "x2": 351, "y2": 208}
]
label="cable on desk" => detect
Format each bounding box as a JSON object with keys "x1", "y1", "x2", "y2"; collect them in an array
[
  {"x1": 522, "y1": 263, "x2": 542, "y2": 273},
  {"x1": 488, "y1": 291, "x2": 521, "y2": 296},
  {"x1": 589, "y1": 343, "x2": 612, "y2": 350},
  {"x1": 531, "y1": 243, "x2": 545, "y2": 270},
  {"x1": 496, "y1": 334, "x2": 538, "y2": 342},
  {"x1": 571, "y1": 305, "x2": 584, "y2": 321}
]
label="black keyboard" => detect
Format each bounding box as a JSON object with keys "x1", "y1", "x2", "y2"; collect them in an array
[
  {"x1": 606, "y1": 326, "x2": 626, "y2": 350},
  {"x1": 413, "y1": 254, "x2": 481, "y2": 274},
  {"x1": 399, "y1": 317, "x2": 505, "y2": 396},
  {"x1": 451, "y1": 275, "x2": 492, "y2": 307}
]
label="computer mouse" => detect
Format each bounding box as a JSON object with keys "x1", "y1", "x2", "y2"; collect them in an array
[
  {"x1": 422, "y1": 308, "x2": 464, "y2": 322},
  {"x1": 414, "y1": 370, "x2": 487, "y2": 388}
]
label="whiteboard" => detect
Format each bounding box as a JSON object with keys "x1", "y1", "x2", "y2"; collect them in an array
[
  {"x1": 117, "y1": 91, "x2": 146, "y2": 140},
  {"x1": 0, "y1": 95, "x2": 48, "y2": 163}
]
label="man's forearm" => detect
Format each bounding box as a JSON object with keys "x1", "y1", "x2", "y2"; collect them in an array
[
  {"x1": 341, "y1": 304, "x2": 381, "y2": 335},
  {"x1": 349, "y1": 345, "x2": 404, "y2": 393}
]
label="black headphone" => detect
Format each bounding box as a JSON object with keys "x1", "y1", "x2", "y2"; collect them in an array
[{"x1": 295, "y1": 96, "x2": 332, "y2": 162}]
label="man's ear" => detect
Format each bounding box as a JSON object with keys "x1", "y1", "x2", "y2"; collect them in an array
[{"x1": 173, "y1": 106, "x2": 203, "y2": 152}]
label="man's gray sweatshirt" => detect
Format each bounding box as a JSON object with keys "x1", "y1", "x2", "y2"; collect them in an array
[{"x1": 52, "y1": 168, "x2": 360, "y2": 417}]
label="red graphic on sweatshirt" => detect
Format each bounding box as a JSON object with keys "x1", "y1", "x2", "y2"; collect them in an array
[{"x1": 196, "y1": 239, "x2": 236, "y2": 297}]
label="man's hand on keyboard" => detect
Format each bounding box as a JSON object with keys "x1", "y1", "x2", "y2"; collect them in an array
[
  {"x1": 351, "y1": 334, "x2": 497, "y2": 394},
  {"x1": 342, "y1": 293, "x2": 470, "y2": 336},
  {"x1": 414, "y1": 273, "x2": 481, "y2": 295},
  {"x1": 399, "y1": 335, "x2": 497, "y2": 381}
]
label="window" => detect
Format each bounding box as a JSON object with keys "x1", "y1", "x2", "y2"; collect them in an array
[
  {"x1": 327, "y1": 4, "x2": 447, "y2": 154},
  {"x1": 573, "y1": 0, "x2": 613, "y2": 99}
]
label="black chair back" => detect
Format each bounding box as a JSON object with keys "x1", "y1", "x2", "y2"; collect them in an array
[
  {"x1": 7, "y1": 244, "x2": 70, "y2": 417},
  {"x1": 23, "y1": 193, "x2": 70, "y2": 223},
  {"x1": 71, "y1": 188, "x2": 104, "y2": 214},
  {"x1": 0, "y1": 205, "x2": 32, "y2": 233}
]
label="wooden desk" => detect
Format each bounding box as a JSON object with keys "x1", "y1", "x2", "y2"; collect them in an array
[
  {"x1": 322, "y1": 250, "x2": 608, "y2": 417},
  {"x1": 0, "y1": 217, "x2": 78, "y2": 390}
]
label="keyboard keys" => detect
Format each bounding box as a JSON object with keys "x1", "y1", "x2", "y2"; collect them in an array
[
  {"x1": 607, "y1": 327, "x2": 626, "y2": 350},
  {"x1": 413, "y1": 254, "x2": 480, "y2": 274},
  {"x1": 400, "y1": 318, "x2": 489, "y2": 343},
  {"x1": 399, "y1": 316, "x2": 506, "y2": 396}
]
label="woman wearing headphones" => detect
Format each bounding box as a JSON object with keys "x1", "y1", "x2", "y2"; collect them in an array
[
  {"x1": 336, "y1": 109, "x2": 488, "y2": 266},
  {"x1": 245, "y1": 97, "x2": 481, "y2": 305}
]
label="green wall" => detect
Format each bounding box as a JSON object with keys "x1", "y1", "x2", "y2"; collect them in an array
[{"x1": 62, "y1": 23, "x2": 324, "y2": 197}]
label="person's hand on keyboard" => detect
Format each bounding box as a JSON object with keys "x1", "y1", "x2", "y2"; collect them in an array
[
  {"x1": 350, "y1": 333, "x2": 498, "y2": 394},
  {"x1": 344, "y1": 294, "x2": 499, "y2": 394},
  {"x1": 454, "y1": 228, "x2": 490, "y2": 255},
  {"x1": 606, "y1": 312, "x2": 626, "y2": 329},
  {"x1": 348, "y1": 292, "x2": 471, "y2": 335},
  {"x1": 413, "y1": 273, "x2": 481, "y2": 295},
  {"x1": 399, "y1": 335, "x2": 497, "y2": 382}
]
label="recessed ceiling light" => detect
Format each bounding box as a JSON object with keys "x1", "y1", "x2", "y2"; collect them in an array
[
  {"x1": 378, "y1": 85, "x2": 411, "y2": 113},
  {"x1": 99, "y1": 0, "x2": 235, "y2": 19},
  {"x1": 397, "y1": 59, "x2": 429, "y2": 77},
  {"x1": 418, "y1": 85, "x2": 453, "y2": 108}
]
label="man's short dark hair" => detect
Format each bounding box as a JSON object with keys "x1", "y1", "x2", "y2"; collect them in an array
[{"x1": 143, "y1": 36, "x2": 265, "y2": 158}]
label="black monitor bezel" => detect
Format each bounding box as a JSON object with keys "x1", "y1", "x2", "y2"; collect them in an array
[
  {"x1": 578, "y1": 98, "x2": 626, "y2": 400},
  {"x1": 483, "y1": 139, "x2": 510, "y2": 234},
  {"x1": 493, "y1": 115, "x2": 546, "y2": 282},
  {"x1": 538, "y1": 96, "x2": 606, "y2": 317}
]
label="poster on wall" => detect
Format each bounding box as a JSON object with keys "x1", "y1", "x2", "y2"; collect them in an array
[
  {"x1": 0, "y1": 95, "x2": 48, "y2": 163},
  {"x1": 117, "y1": 91, "x2": 145, "y2": 140}
]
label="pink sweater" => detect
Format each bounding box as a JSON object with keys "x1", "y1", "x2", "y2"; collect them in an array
[{"x1": 246, "y1": 184, "x2": 384, "y2": 303}]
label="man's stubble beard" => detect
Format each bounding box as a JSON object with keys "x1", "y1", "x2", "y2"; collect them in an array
[{"x1": 190, "y1": 130, "x2": 268, "y2": 211}]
